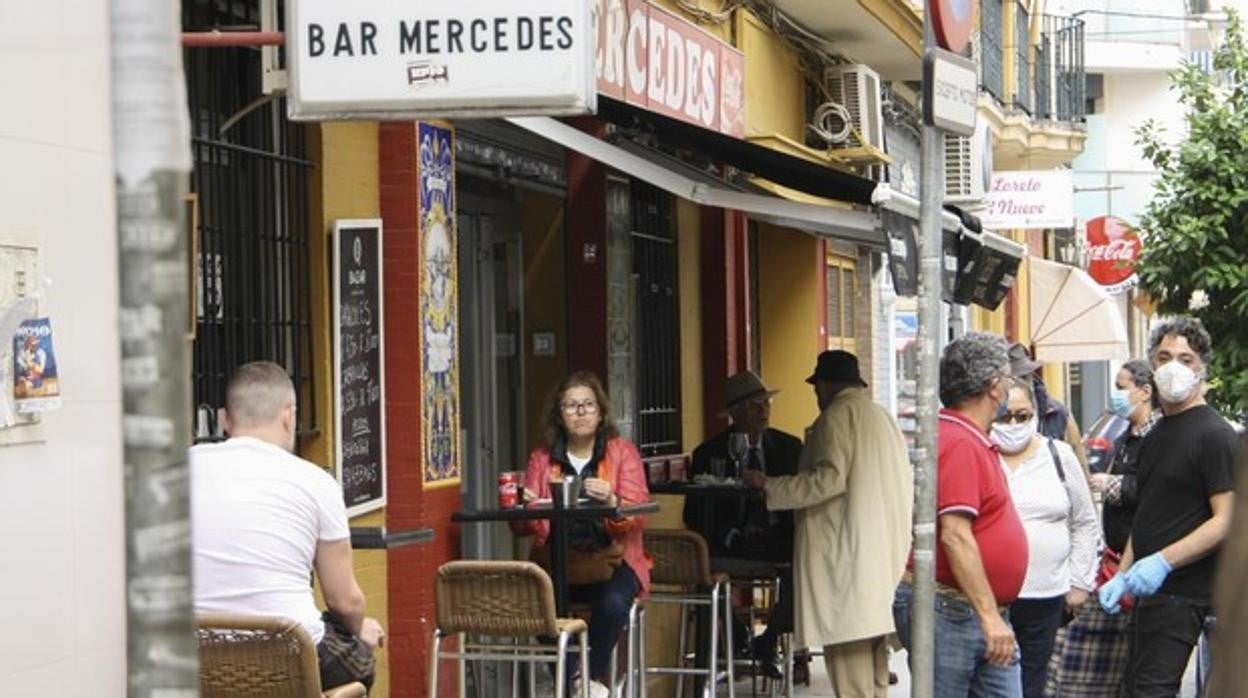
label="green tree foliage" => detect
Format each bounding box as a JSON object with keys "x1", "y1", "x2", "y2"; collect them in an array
[{"x1": 1134, "y1": 9, "x2": 1248, "y2": 416}]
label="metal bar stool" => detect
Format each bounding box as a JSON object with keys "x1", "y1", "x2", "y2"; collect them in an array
[
  {"x1": 639, "y1": 529, "x2": 735, "y2": 698},
  {"x1": 712, "y1": 559, "x2": 795, "y2": 698},
  {"x1": 430, "y1": 560, "x2": 591, "y2": 698},
  {"x1": 566, "y1": 598, "x2": 644, "y2": 698}
]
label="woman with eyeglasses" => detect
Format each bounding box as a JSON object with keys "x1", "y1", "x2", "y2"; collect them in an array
[
  {"x1": 511, "y1": 371, "x2": 650, "y2": 698},
  {"x1": 991, "y1": 378, "x2": 1099, "y2": 698},
  {"x1": 1047, "y1": 359, "x2": 1161, "y2": 697}
]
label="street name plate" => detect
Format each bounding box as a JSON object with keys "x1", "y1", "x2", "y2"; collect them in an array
[{"x1": 923, "y1": 48, "x2": 978, "y2": 136}]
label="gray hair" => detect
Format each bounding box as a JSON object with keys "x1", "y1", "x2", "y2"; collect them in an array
[
  {"x1": 1007, "y1": 376, "x2": 1038, "y2": 412},
  {"x1": 225, "y1": 361, "x2": 296, "y2": 429},
  {"x1": 1119, "y1": 359, "x2": 1159, "y2": 409},
  {"x1": 940, "y1": 332, "x2": 1010, "y2": 408},
  {"x1": 1148, "y1": 316, "x2": 1213, "y2": 364}
]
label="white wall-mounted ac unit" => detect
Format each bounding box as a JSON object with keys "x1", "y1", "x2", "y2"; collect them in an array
[
  {"x1": 823, "y1": 64, "x2": 885, "y2": 153},
  {"x1": 944, "y1": 120, "x2": 993, "y2": 205}
]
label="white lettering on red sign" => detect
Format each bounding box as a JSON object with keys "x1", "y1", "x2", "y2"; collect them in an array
[{"x1": 594, "y1": 0, "x2": 744, "y2": 137}]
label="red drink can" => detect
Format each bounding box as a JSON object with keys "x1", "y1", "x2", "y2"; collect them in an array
[{"x1": 498, "y1": 471, "x2": 519, "y2": 508}]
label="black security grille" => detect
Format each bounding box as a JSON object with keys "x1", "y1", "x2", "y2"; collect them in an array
[
  {"x1": 631, "y1": 181, "x2": 681, "y2": 457},
  {"x1": 184, "y1": 0, "x2": 316, "y2": 439},
  {"x1": 1013, "y1": 1, "x2": 1033, "y2": 114},
  {"x1": 981, "y1": 0, "x2": 1006, "y2": 104},
  {"x1": 1050, "y1": 14, "x2": 1086, "y2": 122}
]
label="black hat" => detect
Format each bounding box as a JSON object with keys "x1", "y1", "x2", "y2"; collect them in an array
[
  {"x1": 806, "y1": 350, "x2": 867, "y2": 387},
  {"x1": 1008, "y1": 342, "x2": 1043, "y2": 377}
]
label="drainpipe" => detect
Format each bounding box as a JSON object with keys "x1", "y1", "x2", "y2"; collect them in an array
[
  {"x1": 181, "y1": 31, "x2": 284, "y2": 47},
  {"x1": 111, "y1": 0, "x2": 196, "y2": 695}
]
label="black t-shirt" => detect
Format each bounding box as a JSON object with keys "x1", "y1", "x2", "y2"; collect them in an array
[{"x1": 1132, "y1": 405, "x2": 1239, "y2": 599}]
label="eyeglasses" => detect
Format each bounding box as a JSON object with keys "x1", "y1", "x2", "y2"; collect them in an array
[
  {"x1": 996, "y1": 410, "x2": 1034, "y2": 425},
  {"x1": 561, "y1": 400, "x2": 599, "y2": 415}
]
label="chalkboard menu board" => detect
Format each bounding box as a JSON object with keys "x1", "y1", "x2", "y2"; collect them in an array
[{"x1": 333, "y1": 220, "x2": 387, "y2": 515}]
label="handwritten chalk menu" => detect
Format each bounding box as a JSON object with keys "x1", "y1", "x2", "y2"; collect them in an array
[{"x1": 333, "y1": 220, "x2": 387, "y2": 515}]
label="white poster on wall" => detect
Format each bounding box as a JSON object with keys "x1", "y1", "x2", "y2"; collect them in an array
[
  {"x1": 287, "y1": 0, "x2": 597, "y2": 120},
  {"x1": 981, "y1": 170, "x2": 1074, "y2": 230}
]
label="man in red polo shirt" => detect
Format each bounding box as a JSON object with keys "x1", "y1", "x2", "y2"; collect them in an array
[{"x1": 893, "y1": 332, "x2": 1028, "y2": 697}]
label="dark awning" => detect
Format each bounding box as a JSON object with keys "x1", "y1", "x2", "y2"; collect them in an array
[{"x1": 596, "y1": 96, "x2": 880, "y2": 206}]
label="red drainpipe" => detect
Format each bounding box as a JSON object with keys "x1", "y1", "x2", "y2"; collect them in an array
[{"x1": 181, "y1": 31, "x2": 284, "y2": 47}]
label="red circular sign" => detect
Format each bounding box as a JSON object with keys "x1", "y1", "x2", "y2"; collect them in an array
[
  {"x1": 930, "y1": 0, "x2": 976, "y2": 55},
  {"x1": 1085, "y1": 216, "x2": 1142, "y2": 288}
]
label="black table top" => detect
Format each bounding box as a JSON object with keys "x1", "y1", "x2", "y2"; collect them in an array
[
  {"x1": 452, "y1": 500, "x2": 660, "y2": 524},
  {"x1": 350, "y1": 526, "x2": 435, "y2": 550},
  {"x1": 648, "y1": 480, "x2": 758, "y2": 495}
]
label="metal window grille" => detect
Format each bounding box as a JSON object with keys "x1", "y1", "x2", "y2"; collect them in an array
[
  {"x1": 981, "y1": 0, "x2": 1006, "y2": 104},
  {"x1": 630, "y1": 181, "x2": 681, "y2": 457},
  {"x1": 184, "y1": 0, "x2": 316, "y2": 440},
  {"x1": 1048, "y1": 14, "x2": 1087, "y2": 122},
  {"x1": 1035, "y1": 33, "x2": 1053, "y2": 120},
  {"x1": 1013, "y1": 1, "x2": 1033, "y2": 114}
]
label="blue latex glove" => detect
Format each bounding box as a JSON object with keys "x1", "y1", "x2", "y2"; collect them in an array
[
  {"x1": 1098, "y1": 574, "x2": 1128, "y2": 615},
  {"x1": 1125, "y1": 552, "x2": 1173, "y2": 597}
]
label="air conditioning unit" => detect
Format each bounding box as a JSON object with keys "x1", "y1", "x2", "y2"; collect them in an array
[
  {"x1": 944, "y1": 120, "x2": 993, "y2": 205},
  {"x1": 823, "y1": 64, "x2": 885, "y2": 153}
]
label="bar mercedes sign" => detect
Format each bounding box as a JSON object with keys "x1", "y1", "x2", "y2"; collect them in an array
[{"x1": 287, "y1": 0, "x2": 596, "y2": 120}]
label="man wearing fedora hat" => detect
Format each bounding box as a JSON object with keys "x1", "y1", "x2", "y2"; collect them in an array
[
  {"x1": 744, "y1": 350, "x2": 913, "y2": 697},
  {"x1": 684, "y1": 369, "x2": 803, "y2": 676}
]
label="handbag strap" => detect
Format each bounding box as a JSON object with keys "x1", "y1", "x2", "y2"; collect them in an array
[{"x1": 1047, "y1": 438, "x2": 1065, "y2": 483}]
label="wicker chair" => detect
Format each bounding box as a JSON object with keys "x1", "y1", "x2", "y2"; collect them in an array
[
  {"x1": 640, "y1": 529, "x2": 735, "y2": 698},
  {"x1": 432, "y1": 560, "x2": 590, "y2": 698},
  {"x1": 196, "y1": 614, "x2": 367, "y2": 698}
]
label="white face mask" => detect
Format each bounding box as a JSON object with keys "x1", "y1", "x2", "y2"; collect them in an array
[
  {"x1": 990, "y1": 415, "x2": 1038, "y2": 454},
  {"x1": 1154, "y1": 360, "x2": 1201, "y2": 404}
]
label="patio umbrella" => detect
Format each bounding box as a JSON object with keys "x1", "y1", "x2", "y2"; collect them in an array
[{"x1": 1029, "y1": 257, "x2": 1129, "y2": 362}]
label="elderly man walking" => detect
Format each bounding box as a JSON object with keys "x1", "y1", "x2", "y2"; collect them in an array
[
  {"x1": 744, "y1": 350, "x2": 913, "y2": 697},
  {"x1": 893, "y1": 332, "x2": 1028, "y2": 697}
]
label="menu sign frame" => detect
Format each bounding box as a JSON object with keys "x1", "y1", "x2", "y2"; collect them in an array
[{"x1": 333, "y1": 220, "x2": 387, "y2": 516}]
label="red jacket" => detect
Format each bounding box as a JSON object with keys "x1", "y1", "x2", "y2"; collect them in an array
[{"x1": 512, "y1": 437, "x2": 652, "y2": 594}]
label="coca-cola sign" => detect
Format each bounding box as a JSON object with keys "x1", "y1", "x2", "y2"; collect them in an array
[{"x1": 1085, "y1": 216, "x2": 1142, "y2": 293}]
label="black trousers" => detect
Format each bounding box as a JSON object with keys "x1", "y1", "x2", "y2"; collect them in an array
[
  {"x1": 1121, "y1": 594, "x2": 1209, "y2": 697},
  {"x1": 1010, "y1": 596, "x2": 1065, "y2": 698}
]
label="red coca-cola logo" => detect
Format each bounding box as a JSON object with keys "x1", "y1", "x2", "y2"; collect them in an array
[{"x1": 1085, "y1": 216, "x2": 1141, "y2": 287}]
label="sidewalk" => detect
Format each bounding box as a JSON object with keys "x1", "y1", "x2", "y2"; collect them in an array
[{"x1": 723, "y1": 647, "x2": 1200, "y2": 697}]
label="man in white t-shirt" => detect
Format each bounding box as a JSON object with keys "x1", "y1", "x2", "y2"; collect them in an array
[{"x1": 192, "y1": 361, "x2": 383, "y2": 690}]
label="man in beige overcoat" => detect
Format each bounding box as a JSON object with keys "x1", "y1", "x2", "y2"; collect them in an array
[{"x1": 744, "y1": 350, "x2": 913, "y2": 697}]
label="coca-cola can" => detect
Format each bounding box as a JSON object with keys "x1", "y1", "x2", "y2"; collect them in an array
[{"x1": 498, "y1": 471, "x2": 519, "y2": 508}]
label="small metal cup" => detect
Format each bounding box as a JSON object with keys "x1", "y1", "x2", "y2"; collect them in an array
[{"x1": 552, "y1": 475, "x2": 581, "y2": 508}]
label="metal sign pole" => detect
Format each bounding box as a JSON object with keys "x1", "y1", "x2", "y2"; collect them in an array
[
  {"x1": 110, "y1": 0, "x2": 197, "y2": 694},
  {"x1": 912, "y1": 5, "x2": 945, "y2": 697}
]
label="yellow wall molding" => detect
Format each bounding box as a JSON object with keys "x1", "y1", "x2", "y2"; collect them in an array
[
  {"x1": 980, "y1": 98, "x2": 1087, "y2": 169},
  {"x1": 858, "y1": 0, "x2": 923, "y2": 58}
]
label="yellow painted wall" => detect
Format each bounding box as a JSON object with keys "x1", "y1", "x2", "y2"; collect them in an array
[
  {"x1": 521, "y1": 192, "x2": 568, "y2": 451},
  {"x1": 307, "y1": 121, "x2": 391, "y2": 697},
  {"x1": 758, "y1": 224, "x2": 822, "y2": 436},
  {"x1": 737, "y1": 11, "x2": 807, "y2": 143},
  {"x1": 676, "y1": 200, "x2": 705, "y2": 451},
  {"x1": 650, "y1": 0, "x2": 731, "y2": 42}
]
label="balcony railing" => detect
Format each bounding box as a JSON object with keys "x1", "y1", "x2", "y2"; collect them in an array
[{"x1": 1035, "y1": 14, "x2": 1086, "y2": 123}]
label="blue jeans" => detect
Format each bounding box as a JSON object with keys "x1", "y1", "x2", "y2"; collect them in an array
[
  {"x1": 893, "y1": 582, "x2": 1022, "y2": 698},
  {"x1": 567, "y1": 562, "x2": 640, "y2": 683}
]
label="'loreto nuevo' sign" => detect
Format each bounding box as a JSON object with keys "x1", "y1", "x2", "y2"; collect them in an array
[
  {"x1": 286, "y1": 0, "x2": 596, "y2": 120},
  {"x1": 595, "y1": 0, "x2": 745, "y2": 137},
  {"x1": 981, "y1": 170, "x2": 1074, "y2": 230}
]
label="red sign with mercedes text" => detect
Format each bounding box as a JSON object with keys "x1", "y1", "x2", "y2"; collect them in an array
[
  {"x1": 595, "y1": 0, "x2": 745, "y2": 137},
  {"x1": 1085, "y1": 216, "x2": 1142, "y2": 293}
]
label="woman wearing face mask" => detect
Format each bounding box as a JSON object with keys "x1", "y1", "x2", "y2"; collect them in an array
[
  {"x1": 992, "y1": 379, "x2": 1099, "y2": 698},
  {"x1": 1046, "y1": 359, "x2": 1160, "y2": 696}
]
